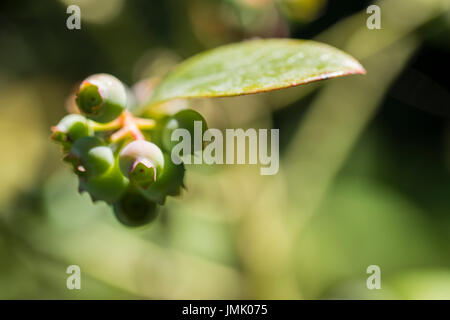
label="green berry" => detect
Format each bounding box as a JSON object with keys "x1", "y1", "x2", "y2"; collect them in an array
[
  {"x1": 66, "y1": 136, "x2": 114, "y2": 177},
  {"x1": 113, "y1": 187, "x2": 159, "y2": 227},
  {"x1": 51, "y1": 114, "x2": 93, "y2": 146},
  {"x1": 87, "y1": 146, "x2": 115, "y2": 177},
  {"x1": 79, "y1": 159, "x2": 129, "y2": 204},
  {"x1": 162, "y1": 109, "x2": 207, "y2": 154},
  {"x1": 119, "y1": 140, "x2": 164, "y2": 188},
  {"x1": 76, "y1": 73, "x2": 127, "y2": 123}
]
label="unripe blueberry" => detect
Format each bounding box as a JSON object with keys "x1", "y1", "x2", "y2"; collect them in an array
[
  {"x1": 113, "y1": 188, "x2": 159, "y2": 227},
  {"x1": 162, "y1": 109, "x2": 207, "y2": 154},
  {"x1": 76, "y1": 73, "x2": 127, "y2": 123},
  {"x1": 119, "y1": 140, "x2": 164, "y2": 188},
  {"x1": 67, "y1": 136, "x2": 114, "y2": 177},
  {"x1": 51, "y1": 114, "x2": 93, "y2": 143},
  {"x1": 139, "y1": 153, "x2": 185, "y2": 204},
  {"x1": 87, "y1": 146, "x2": 115, "y2": 176},
  {"x1": 79, "y1": 159, "x2": 129, "y2": 204}
]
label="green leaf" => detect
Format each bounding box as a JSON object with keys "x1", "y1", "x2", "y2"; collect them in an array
[{"x1": 148, "y1": 39, "x2": 365, "y2": 106}]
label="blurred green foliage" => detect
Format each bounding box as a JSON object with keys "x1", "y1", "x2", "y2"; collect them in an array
[{"x1": 0, "y1": 0, "x2": 449, "y2": 299}]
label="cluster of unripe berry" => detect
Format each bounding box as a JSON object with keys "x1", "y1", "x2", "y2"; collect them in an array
[{"x1": 51, "y1": 74, "x2": 207, "y2": 226}]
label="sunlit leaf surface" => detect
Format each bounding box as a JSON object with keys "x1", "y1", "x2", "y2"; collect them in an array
[{"x1": 148, "y1": 39, "x2": 365, "y2": 105}]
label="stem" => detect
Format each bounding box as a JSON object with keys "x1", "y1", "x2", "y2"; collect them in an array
[
  {"x1": 89, "y1": 118, "x2": 122, "y2": 132},
  {"x1": 89, "y1": 109, "x2": 156, "y2": 143},
  {"x1": 110, "y1": 111, "x2": 146, "y2": 142},
  {"x1": 134, "y1": 117, "x2": 156, "y2": 130}
]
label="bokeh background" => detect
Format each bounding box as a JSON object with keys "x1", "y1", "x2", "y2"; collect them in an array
[{"x1": 0, "y1": 0, "x2": 449, "y2": 299}]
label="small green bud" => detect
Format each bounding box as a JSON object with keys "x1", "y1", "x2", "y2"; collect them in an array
[
  {"x1": 119, "y1": 140, "x2": 164, "y2": 188},
  {"x1": 51, "y1": 114, "x2": 93, "y2": 144},
  {"x1": 86, "y1": 146, "x2": 115, "y2": 177},
  {"x1": 79, "y1": 159, "x2": 129, "y2": 204},
  {"x1": 67, "y1": 136, "x2": 114, "y2": 177},
  {"x1": 162, "y1": 109, "x2": 207, "y2": 153},
  {"x1": 76, "y1": 73, "x2": 127, "y2": 123},
  {"x1": 113, "y1": 188, "x2": 159, "y2": 227}
]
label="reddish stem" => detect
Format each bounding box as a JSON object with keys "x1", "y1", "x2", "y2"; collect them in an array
[{"x1": 110, "y1": 111, "x2": 145, "y2": 142}]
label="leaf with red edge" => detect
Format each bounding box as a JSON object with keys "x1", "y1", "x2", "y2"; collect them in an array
[{"x1": 147, "y1": 38, "x2": 365, "y2": 106}]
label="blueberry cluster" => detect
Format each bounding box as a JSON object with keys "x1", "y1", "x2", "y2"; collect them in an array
[{"x1": 51, "y1": 74, "x2": 207, "y2": 226}]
